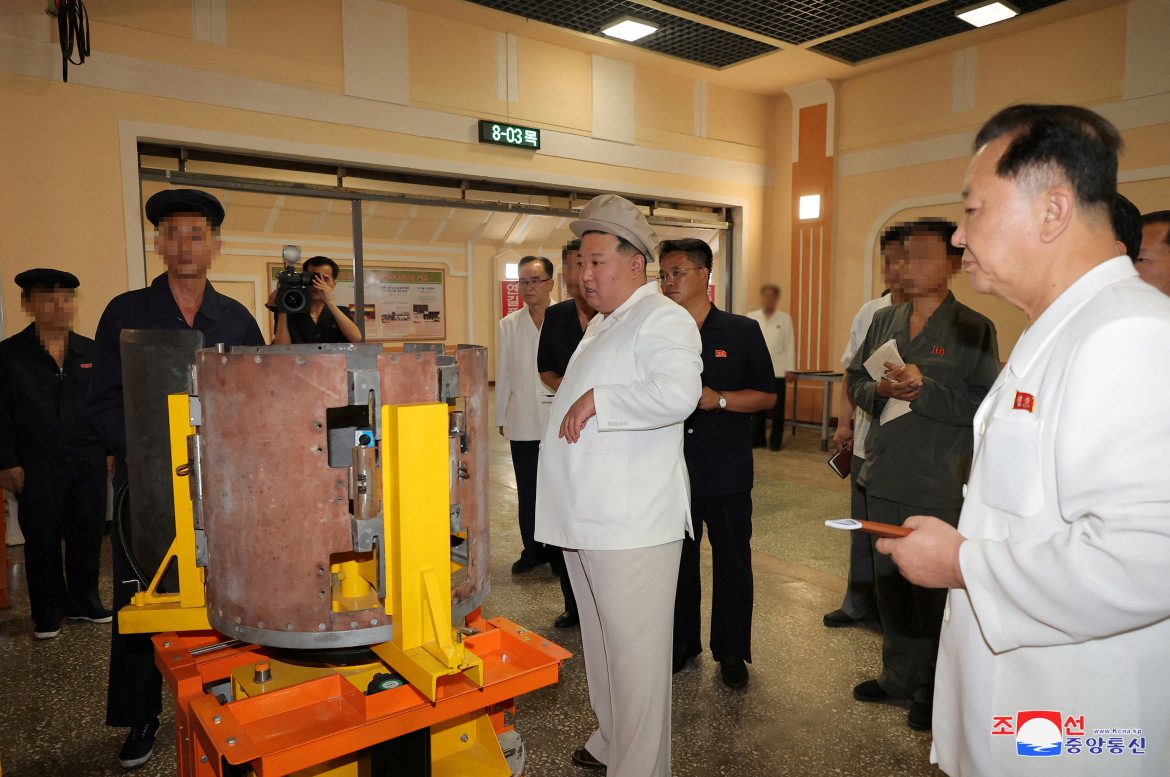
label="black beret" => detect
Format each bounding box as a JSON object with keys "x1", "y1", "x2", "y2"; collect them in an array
[
  {"x1": 15, "y1": 268, "x2": 80, "y2": 290},
  {"x1": 145, "y1": 189, "x2": 225, "y2": 228}
]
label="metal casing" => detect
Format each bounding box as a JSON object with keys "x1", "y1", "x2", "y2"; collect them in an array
[{"x1": 196, "y1": 344, "x2": 489, "y2": 649}]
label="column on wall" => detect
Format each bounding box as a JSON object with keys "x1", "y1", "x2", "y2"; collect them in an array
[{"x1": 784, "y1": 80, "x2": 836, "y2": 424}]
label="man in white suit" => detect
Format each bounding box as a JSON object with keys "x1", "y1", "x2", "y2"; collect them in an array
[
  {"x1": 878, "y1": 104, "x2": 1170, "y2": 775},
  {"x1": 535, "y1": 194, "x2": 702, "y2": 777}
]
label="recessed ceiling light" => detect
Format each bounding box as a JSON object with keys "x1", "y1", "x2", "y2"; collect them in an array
[
  {"x1": 956, "y1": 1, "x2": 1019, "y2": 27},
  {"x1": 602, "y1": 17, "x2": 658, "y2": 42}
]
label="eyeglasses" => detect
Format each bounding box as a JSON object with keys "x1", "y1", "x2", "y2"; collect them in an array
[
  {"x1": 658, "y1": 267, "x2": 700, "y2": 284},
  {"x1": 517, "y1": 278, "x2": 552, "y2": 288}
]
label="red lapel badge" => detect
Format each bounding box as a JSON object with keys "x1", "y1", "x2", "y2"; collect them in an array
[
  {"x1": 715, "y1": 349, "x2": 727, "y2": 358},
  {"x1": 80, "y1": 362, "x2": 93, "y2": 368},
  {"x1": 932, "y1": 346, "x2": 945, "y2": 356},
  {"x1": 1013, "y1": 391, "x2": 1035, "y2": 412}
]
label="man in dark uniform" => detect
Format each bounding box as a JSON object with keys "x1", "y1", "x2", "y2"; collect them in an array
[
  {"x1": 659, "y1": 238, "x2": 777, "y2": 689},
  {"x1": 270, "y1": 255, "x2": 362, "y2": 344},
  {"x1": 0, "y1": 269, "x2": 111, "y2": 640},
  {"x1": 88, "y1": 188, "x2": 265, "y2": 769},
  {"x1": 536, "y1": 239, "x2": 593, "y2": 630}
]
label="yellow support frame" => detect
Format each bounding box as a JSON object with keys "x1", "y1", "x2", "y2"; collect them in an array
[
  {"x1": 373, "y1": 403, "x2": 483, "y2": 701},
  {"x1": 118, "y1": 393, "x2": 210, "y2": 633}
]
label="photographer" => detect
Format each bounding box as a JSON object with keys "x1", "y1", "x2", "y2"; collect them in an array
[{"x1": 269, "y1": 255, "x2": 363, "y2": 344}]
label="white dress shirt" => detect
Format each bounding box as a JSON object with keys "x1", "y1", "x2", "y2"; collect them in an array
[
  {"x1": 495, "y1": 306, "x2": 551, "y2": 441},
  {"x1": 746, "y1": 308, "x2": 795, "y2": 377},
  {"x1": 933, "y1": 257, "x2": 1170, "y2": 776},
  {"x1": 534, "y1": 282, "x2": 702, "y2": 551},
  {"x1": 840, "y1": 294, "x2": 892, "y2": 460}
]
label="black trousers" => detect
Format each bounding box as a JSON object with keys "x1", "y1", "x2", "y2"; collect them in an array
[
  {"x1": 15, "y1": 457, "x2": 107, "y2": 630},
  {"x1": 866, "y1": 494, "x2": 959, "y2": 704},
  {"x1": 673, "y1": 491, "x2": 754, "y2": 663},
  {"x1": 509, "y1": 440, "x2": 544, "y2": 563},
  {"x1": 839, "y1": 454, "x2": 877, "y2": 619},
  {"x1": 106, "y1": 465, "x2": 162, "y2": 727},
  {"x1": 750, "y1": 378, "x2": 787, "y2": 448}
]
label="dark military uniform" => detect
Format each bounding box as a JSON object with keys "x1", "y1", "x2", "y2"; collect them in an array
[
  {"x1": 846, "y1": 292, "x2": 1000, "y2": 705},
  {"x1": 0, "y1": 324, "x2": 108, "y2": 632},
  {"x1": 89, "y1": 271, "x2": 264, "y2": 727},
  {"x1": 674, "y1": 305, "x2": 776, "y2": 665}
]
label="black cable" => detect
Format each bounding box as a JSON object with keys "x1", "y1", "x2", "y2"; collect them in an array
[
  {"x1": 113, "y1": 480, "x2": 149, "y2": 588},
  {"x1": 56, "y1": 0, "x2": 90, "y2": 83}
]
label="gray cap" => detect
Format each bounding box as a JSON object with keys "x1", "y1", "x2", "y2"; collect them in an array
[{"x1": 570, "y1": 194, "x2": 658, "y2": 262}]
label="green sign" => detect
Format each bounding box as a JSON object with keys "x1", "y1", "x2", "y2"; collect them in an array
[{"x1": 478, "y1": 120, "x2": 540, "y2": 150}]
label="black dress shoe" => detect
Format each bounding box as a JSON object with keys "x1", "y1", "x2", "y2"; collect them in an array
[
  {"x1": 853, "y1": 679, "x2": 893, "y2": 703},
  {"x1": 908, "y1": 701, "x2": 933, "y2": 731},
  {"x1": 571, "y1": 748, "x2": 606, "y2": 770},
  {"x1": 511, "y1": 556, "x2": 544, "y2": 574},
  {"x1": 720, "y1": 656, "x2": 749, "y2": 688},
  {"x1": 769, "y1": 443, "x2": 782, "y2": 451},
  {"x1": 554, "y1": 611, "x2": 579, "y2": 629},
  {"x1": 823, "y1": 609, "x2": 871, "y2": 628}
]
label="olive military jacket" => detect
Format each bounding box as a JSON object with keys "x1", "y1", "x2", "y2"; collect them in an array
[{"x1": 847, "y1": 292, "x2": 1001, "y2": 510}]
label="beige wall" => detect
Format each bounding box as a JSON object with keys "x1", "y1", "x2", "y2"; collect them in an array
[
  {"x1": 3, "y1": 0, "x2": 1168, "y2": 384},
  {"x1": 833, "y1": 0, "x2": 1170, "y2": 359},
  {"x1": 0, "y1": 1, "x2": 777, "y2": 352}
]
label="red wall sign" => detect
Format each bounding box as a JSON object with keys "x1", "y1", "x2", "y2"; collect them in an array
[{"x1": 501, "y1": 280, "x2": 523, "y2": 317}]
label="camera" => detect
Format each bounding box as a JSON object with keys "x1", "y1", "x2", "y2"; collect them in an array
[{"x1": 274, "y1": 245, "x2": 320, "y2": 315}]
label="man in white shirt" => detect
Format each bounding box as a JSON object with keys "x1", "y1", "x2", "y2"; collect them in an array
[
  {"x1": 535, "y1": 194, "x2": 702, "y2": 777},
  {"x1": 823, "y1": 225, "x2": 909, "y2": 629},
  {"x1": 495, "y1": 255, "x2": 555, "y2": 574},
  {"x1": 747, "y1": 285, "x2": 795, "y2": 450},
  {"x1": 878, "y1": 104, "x2": 1170, "y2": 775}
]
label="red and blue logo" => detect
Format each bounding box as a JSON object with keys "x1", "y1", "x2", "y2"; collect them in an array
[{"x1": 1015, "y1": 711, "x2": 1063, "y2": 756}]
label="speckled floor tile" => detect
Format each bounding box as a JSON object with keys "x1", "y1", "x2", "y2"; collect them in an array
[{"x1": 0, "y1": 416, "x2": 938, "y2": 776}]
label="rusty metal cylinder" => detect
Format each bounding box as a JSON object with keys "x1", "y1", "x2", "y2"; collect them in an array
[{"x1": 195, "y1": 343, "x2": 489, "y2": 650}]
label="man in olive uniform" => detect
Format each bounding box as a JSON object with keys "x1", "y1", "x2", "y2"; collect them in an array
[
  {"x1": 845, "y1": 219, "x2": 1001, "y2": 731},
  {"x1": 0, "y1": 269, "x2": 111, "y2": 640}
]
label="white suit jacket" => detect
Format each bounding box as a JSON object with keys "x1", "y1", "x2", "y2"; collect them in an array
[
  {"x1": 495, "y1": 307, "x2": 551, "y2": 441},
  {"x1": 534, "y1": 282, "x2": 702, "y2": 551},
  {"x1": 934, "y1": 257, "x2": 1170, "y2": 776}
]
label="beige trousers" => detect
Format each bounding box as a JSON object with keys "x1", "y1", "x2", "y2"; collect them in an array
[{"x1": 564, "y1": 540, "x2": 683, "y2": 777}]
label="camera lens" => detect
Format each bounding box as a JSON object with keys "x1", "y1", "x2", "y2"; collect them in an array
[{"x1": 279, "y1": 288, "x2": 307, "y2": 314}]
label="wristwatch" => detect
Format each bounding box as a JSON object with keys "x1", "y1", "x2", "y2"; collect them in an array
[{"x1": 717, "y1": 392, "x2": 727, "y2": 410}]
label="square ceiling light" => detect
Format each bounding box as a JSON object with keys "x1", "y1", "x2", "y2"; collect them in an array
[
  {"x1": 956, "y1": 1, "x2": 1019, "y2": 28},
  {"x1": 799, "y1": 195, "x2": 822, "y2": 220},
  {"x1": 602, "y1": 17, "x2": 658, "y2": 42}
]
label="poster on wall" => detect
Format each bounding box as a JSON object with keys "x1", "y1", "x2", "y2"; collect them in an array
[
  {"x1": 501, "y1": 280, "x2": 523, "y2": 317},
  {"x1": 268, "y1": 264, "x2": 446, "y2": 341}
]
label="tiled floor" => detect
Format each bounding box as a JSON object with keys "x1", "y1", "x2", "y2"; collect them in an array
[{"x1": 0, "y1": 423, "x2": 940, "y2": 776}]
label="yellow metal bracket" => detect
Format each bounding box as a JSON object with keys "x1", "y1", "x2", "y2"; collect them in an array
[
  {"x1": 118, "y1": 393, "x2": 210, "y2": 634},
  {"x1": 373, "y1": 402, "x2": 483, "y2": 701}
]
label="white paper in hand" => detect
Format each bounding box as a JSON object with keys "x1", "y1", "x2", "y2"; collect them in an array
[{"x1": 862, "y1": 339, "x2": 913, "y2": 425}]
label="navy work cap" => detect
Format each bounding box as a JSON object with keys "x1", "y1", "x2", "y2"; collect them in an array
[
  {"x1": 145, "y1": 189, "x2": 225, "y2": 228},
  {"x1": 14, "y1": 268, "x2": 80, "y2": 290}
]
